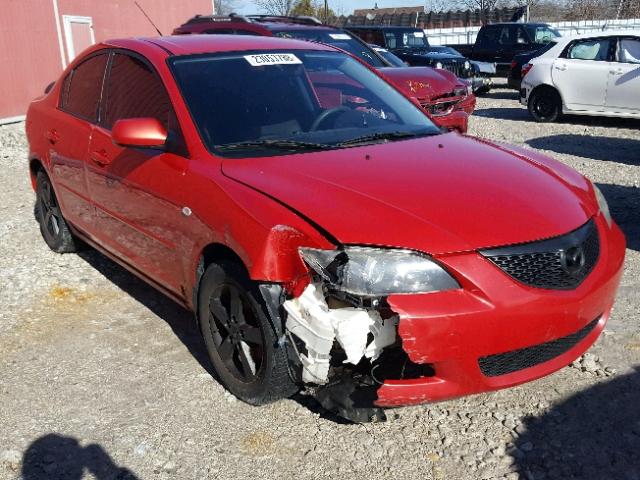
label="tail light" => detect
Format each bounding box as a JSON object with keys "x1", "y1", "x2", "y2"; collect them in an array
[
  {"x1": 510, "y1": 60, "x2": 517, "y2": 72},
  {"x1": 521, "y1": 63, "x2": 533, "y2": 79}
]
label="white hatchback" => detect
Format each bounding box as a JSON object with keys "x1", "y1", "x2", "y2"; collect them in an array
[{"x1": 520, "y1": 31, "x2": 640, "y2": 122}]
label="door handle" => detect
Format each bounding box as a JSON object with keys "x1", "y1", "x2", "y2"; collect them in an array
[
  {"x1": 609, "y1": 68, "x2": 623, "y2": 75},
  {"x1": 45, "y1": 129, "x2": 60, "y2": 144},
  {"x1": 90, "y1": 149, "x2": 110, "y2": 167},
  {"x1": 554, "y1": 64, "x2": 568, "y2": 71}
]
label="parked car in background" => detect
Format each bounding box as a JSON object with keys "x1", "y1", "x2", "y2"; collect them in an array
[
  {"x1": 174, "y1": 15, "x2": 475, "y2": 132},
  {"x1": 369, "y1": 44, "x2": 407, "y2": 67},
  {"x1": 508, "y1": 41, "x2": 557, "y2": 90},
  {"x1": 345, "y1": 25, "x2": 492, "y2": 93},
  {"x1": 521, "y1": 32, "x2": 640, "y2": 122},
  {"x1": 451, "y1": 22, "x2": 560, "y2": 77},
  {"x1": 26, "y1": 34, "x2": 625, "y2": 422}
]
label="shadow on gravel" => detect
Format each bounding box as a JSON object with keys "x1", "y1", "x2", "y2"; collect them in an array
[
  {"x1": 473, "y1": 107, "x2": 530, "y2": 121},
  {"x1": 512, "y1": 367, "x2": 640, "y2": 480},
  {"x1": 596, "y1": 183, "x2": 640, "y2": 252},
  {"x1": 76, "y1": 250, "x2": 218, "y2": 380},
  {"x1": 527, "y1": 135, "x2": 640, "y2": 166},
  {"x1": 478, "y1": 89, "x2": 519, "y2": 101},
  {"x1": 22, "y1": 434, "x2": 138, "y2": 480}
]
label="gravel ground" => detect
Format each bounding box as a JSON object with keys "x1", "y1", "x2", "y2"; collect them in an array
[{"x1": 1, "y1": 86, "x2": 639, "y2": 480}]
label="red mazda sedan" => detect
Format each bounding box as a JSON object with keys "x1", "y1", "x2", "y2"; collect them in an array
[{"x1": 26, "y1": 35, "x2": 625, "y2": 422}]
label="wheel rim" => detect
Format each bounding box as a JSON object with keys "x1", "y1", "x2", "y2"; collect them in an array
[
  {"x1": 39, "y1": 179, "x2": 61, "y2": 239},
  {"x1": 534, "y1": 94, "x2": 555, "y2": 119},
  {"x1": 208, "y1": 283, "x2": 265, "y2": 382}
]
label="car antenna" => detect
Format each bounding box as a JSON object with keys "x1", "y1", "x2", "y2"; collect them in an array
[{"x1": 134, "y1": 1, "x2": 163, "y2": 36}]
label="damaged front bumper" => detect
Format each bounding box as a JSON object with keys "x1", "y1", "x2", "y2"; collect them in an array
[{"x1": 278, "y1": 219, "x2": 625, "y2": 414}]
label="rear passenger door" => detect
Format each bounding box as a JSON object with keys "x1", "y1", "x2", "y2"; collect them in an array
[
  {"x1": 605, "y1": 36, "x2": 640, "y2": 113},
  {"x1": 86, "y1": 50, "x2": 191, "y2": 293},
  {"x1": 50, "y1": 52, "x2": 108, "y2": 235}
]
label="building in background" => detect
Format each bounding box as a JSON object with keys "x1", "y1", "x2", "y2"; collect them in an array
[
  {"x1": 353, "y1": 5, "x2": 425, "y2": 17},
  {"x1": 0, "y1": 0, "x2": 212, "y2": 123}
]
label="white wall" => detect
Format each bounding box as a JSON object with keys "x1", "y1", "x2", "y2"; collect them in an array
[{"x1": 426, "y1": 17, "x2": 640, "y2": 45}]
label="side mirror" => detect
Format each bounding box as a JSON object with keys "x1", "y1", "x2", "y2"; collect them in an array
[{"x1": 112, "y1": 118, "x2": 168, "y2": 149}]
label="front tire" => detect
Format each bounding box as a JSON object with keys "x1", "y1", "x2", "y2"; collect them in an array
[
  {"x1": 528, "y1": 87, "x2": 562, "y2": 122},
  {"x1": 198, "y1": 261, "x2": 298, "y2": 405},
  {"x1": 35, "y1": 170, "x2": 80, "y2": 253}
]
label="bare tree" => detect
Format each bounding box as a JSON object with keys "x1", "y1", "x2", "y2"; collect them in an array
[
  {"x1": 214, "y1": 0, "x2": 239, "y2": 15},
  {"x1": 254, "y1": 0, "x2": 295, "y2": 15}
]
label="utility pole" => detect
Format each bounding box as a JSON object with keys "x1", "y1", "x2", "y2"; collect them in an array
[{"x1": 324, "y1": 0, "x2": 329, "y2": 21}]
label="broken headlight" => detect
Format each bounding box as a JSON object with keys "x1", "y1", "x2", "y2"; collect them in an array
[{"x1": 299, "y1": 247, "x2": 459, "y2": 296}]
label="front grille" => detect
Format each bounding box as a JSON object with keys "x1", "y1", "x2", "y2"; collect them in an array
[
  {"x1": 480, "y1": 219, "x2": 599, "y2": 290},
  {"x1": 441, "y1": 60, "x2": 472, "y2": 79},
  {"x1": 478, "y1": 317, "x2": 600, "y2": 377}
]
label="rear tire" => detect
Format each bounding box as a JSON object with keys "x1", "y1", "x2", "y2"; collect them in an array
[
  {"x1": 198, "y1": 261, "x2": 298, "y2": 405},
  {"x1": 35, "y1": 170, "x2": 80, "y2": 253},
  {"x1": 528, "y1": 87, "x2": 562, "y2": 122}
]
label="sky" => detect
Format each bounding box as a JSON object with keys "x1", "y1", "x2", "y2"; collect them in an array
[{"x1": 235, "y1": 0, "x2": 427, "y2": 16}]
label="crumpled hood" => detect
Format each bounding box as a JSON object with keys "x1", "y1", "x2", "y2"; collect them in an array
[
  {"x1": 221, "y1": 133, "x2": 596, "y2": 255},
  {"x1": 378, "y1": 67, "x2": 456, "y2": 100}
]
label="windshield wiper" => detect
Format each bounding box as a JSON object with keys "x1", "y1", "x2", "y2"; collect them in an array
[
  {"x1": 216, "y1": 139, "x2": 331, "y2": 152},
  {"x1": 335, "y1": 131, "x2": 425, "y2": 147}
]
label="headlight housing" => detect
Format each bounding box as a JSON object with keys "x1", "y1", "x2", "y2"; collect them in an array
[
  {"x1": 299, "y1": 247, "x2": 459, "y2": 296},
  {"x1": 593, "y1": 184, "x2": 612, "y2": 227},
  {"x1": 464, "y1": 60, "x2": 471, "y2": 70},
  {"x1": 435, "y1": 61, "x2": 443, "y2": 69}
]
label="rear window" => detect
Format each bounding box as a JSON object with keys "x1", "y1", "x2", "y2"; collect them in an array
[{"x1": 60, "y1": 53, "x2": 108, "y2": 122}]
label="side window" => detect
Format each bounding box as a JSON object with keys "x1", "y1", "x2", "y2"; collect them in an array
[
  {"x1": 384, "y1": 32, "x2": 397, "y2": 49},
  {"x1": 566, "y1": 38, "x2": 611, "y2": 61},
  {"x1": 618, "y1": 37, "x2": 640, "y2": 64},
  {"x1": 498, "y1": 26, "x2": 516, "y2": 46},
  {"x1": 60, "y1": 53, "x2": 108, "y2": 122},
  {"x1": 516, "y1": 27, "x2": 529, "y2": 45},
  {"x1": 102, "y1": 53, "x2": 170, "y2": 130},
  {"x1": 478, "y1": 27, "x2": 498, "y2": 48}
]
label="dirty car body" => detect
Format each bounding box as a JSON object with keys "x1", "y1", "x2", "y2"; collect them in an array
[
  {"x1": 26, "y1": 35, "x2": 625, "y2": 421},
  {"x1": 173, "y1": 14, "x2": 475, "y2": 133}
]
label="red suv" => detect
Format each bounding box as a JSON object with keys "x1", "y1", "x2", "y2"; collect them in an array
[
  {"x1": 26, "y1": 35, "x2": 625, "y2": 422},
  {"x1": 173, "y1": 14, "x2": 476, "y2": 133}
]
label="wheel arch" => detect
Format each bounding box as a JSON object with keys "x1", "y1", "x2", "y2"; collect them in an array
[
  {"x1": 28, "y1": 156, "x2": 45, "y2": 190},
  {"x1": 529, "y1": 83, "x2": 564, "y2": 110}
]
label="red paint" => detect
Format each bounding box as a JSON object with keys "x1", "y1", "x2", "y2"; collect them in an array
[
  {"x1": 112, "y1": 118, "x2": 168, "y2": 148},
  {"x1": 26, "y1": 35, "x2": 626, "y2": 406}
]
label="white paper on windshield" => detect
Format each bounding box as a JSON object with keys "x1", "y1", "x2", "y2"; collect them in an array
[
  {"x1": 329, "y1": 33, "x2": 352, "y2": 40},
  {"x1": 413, "y1": 32, "x2": 425, "y2": 37},
  {"x1": 244, "y1": 53, "x2": 302, "y2": 66}
]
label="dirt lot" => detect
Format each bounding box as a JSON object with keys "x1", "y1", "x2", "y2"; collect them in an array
[{"x1": 1, "y1": 87, "x2": 639, "y2": 480}]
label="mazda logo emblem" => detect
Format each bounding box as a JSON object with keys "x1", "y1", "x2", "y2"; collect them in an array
[{"x1": 561, "y1": 245, "x2": 586, "y2": 276}]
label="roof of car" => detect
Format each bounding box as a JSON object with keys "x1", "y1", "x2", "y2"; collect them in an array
[
  {"x1": 106, "y1": 35, "x2": 335, "y2": 56},
  {"x1": 549, "y1": 29, "x2": 639, "y2": 45}
]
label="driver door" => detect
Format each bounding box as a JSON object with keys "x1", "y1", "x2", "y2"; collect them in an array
[{"x1": 86, "y1": 50, "x2": 191, "y2": 293}]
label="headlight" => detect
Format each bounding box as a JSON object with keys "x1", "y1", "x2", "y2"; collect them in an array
[
  {"x1": 299, "y1": 247, "x2": 459, "y2": 296},
  {"x1": 593, "y1": 184, "x2": 612, "y2": 227},
  {"x1": 453, "y1": 85, "x2": 468, "y2": 97},
  {"x1": 464, "y1": 60, "x2": 471, "y2": 70},
  {"x1": 435, "y1": 62, "x2": 443, "y2": 69}
]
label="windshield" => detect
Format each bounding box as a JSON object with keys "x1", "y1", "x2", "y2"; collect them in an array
[
  {"x1": 272, "y1": 29, "x2": 386, "y2": 68},
  {"x1": 170, "y1": 50, "x2": 440, "y2": 157},
  {"x1": 371, "y1": 46, "x2": 406, "y2": 67},
  {"x1": 525, "y1": 25, "x2": 561, "y2": 44}
]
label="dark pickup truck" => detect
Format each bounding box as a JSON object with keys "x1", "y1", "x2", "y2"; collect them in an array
[
  {"x1": 346, "y1": 25, "x2": 493, "y2": 93},
  {"x1": 450, "y1": 22, "x2": 560, "y2": 76}
]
